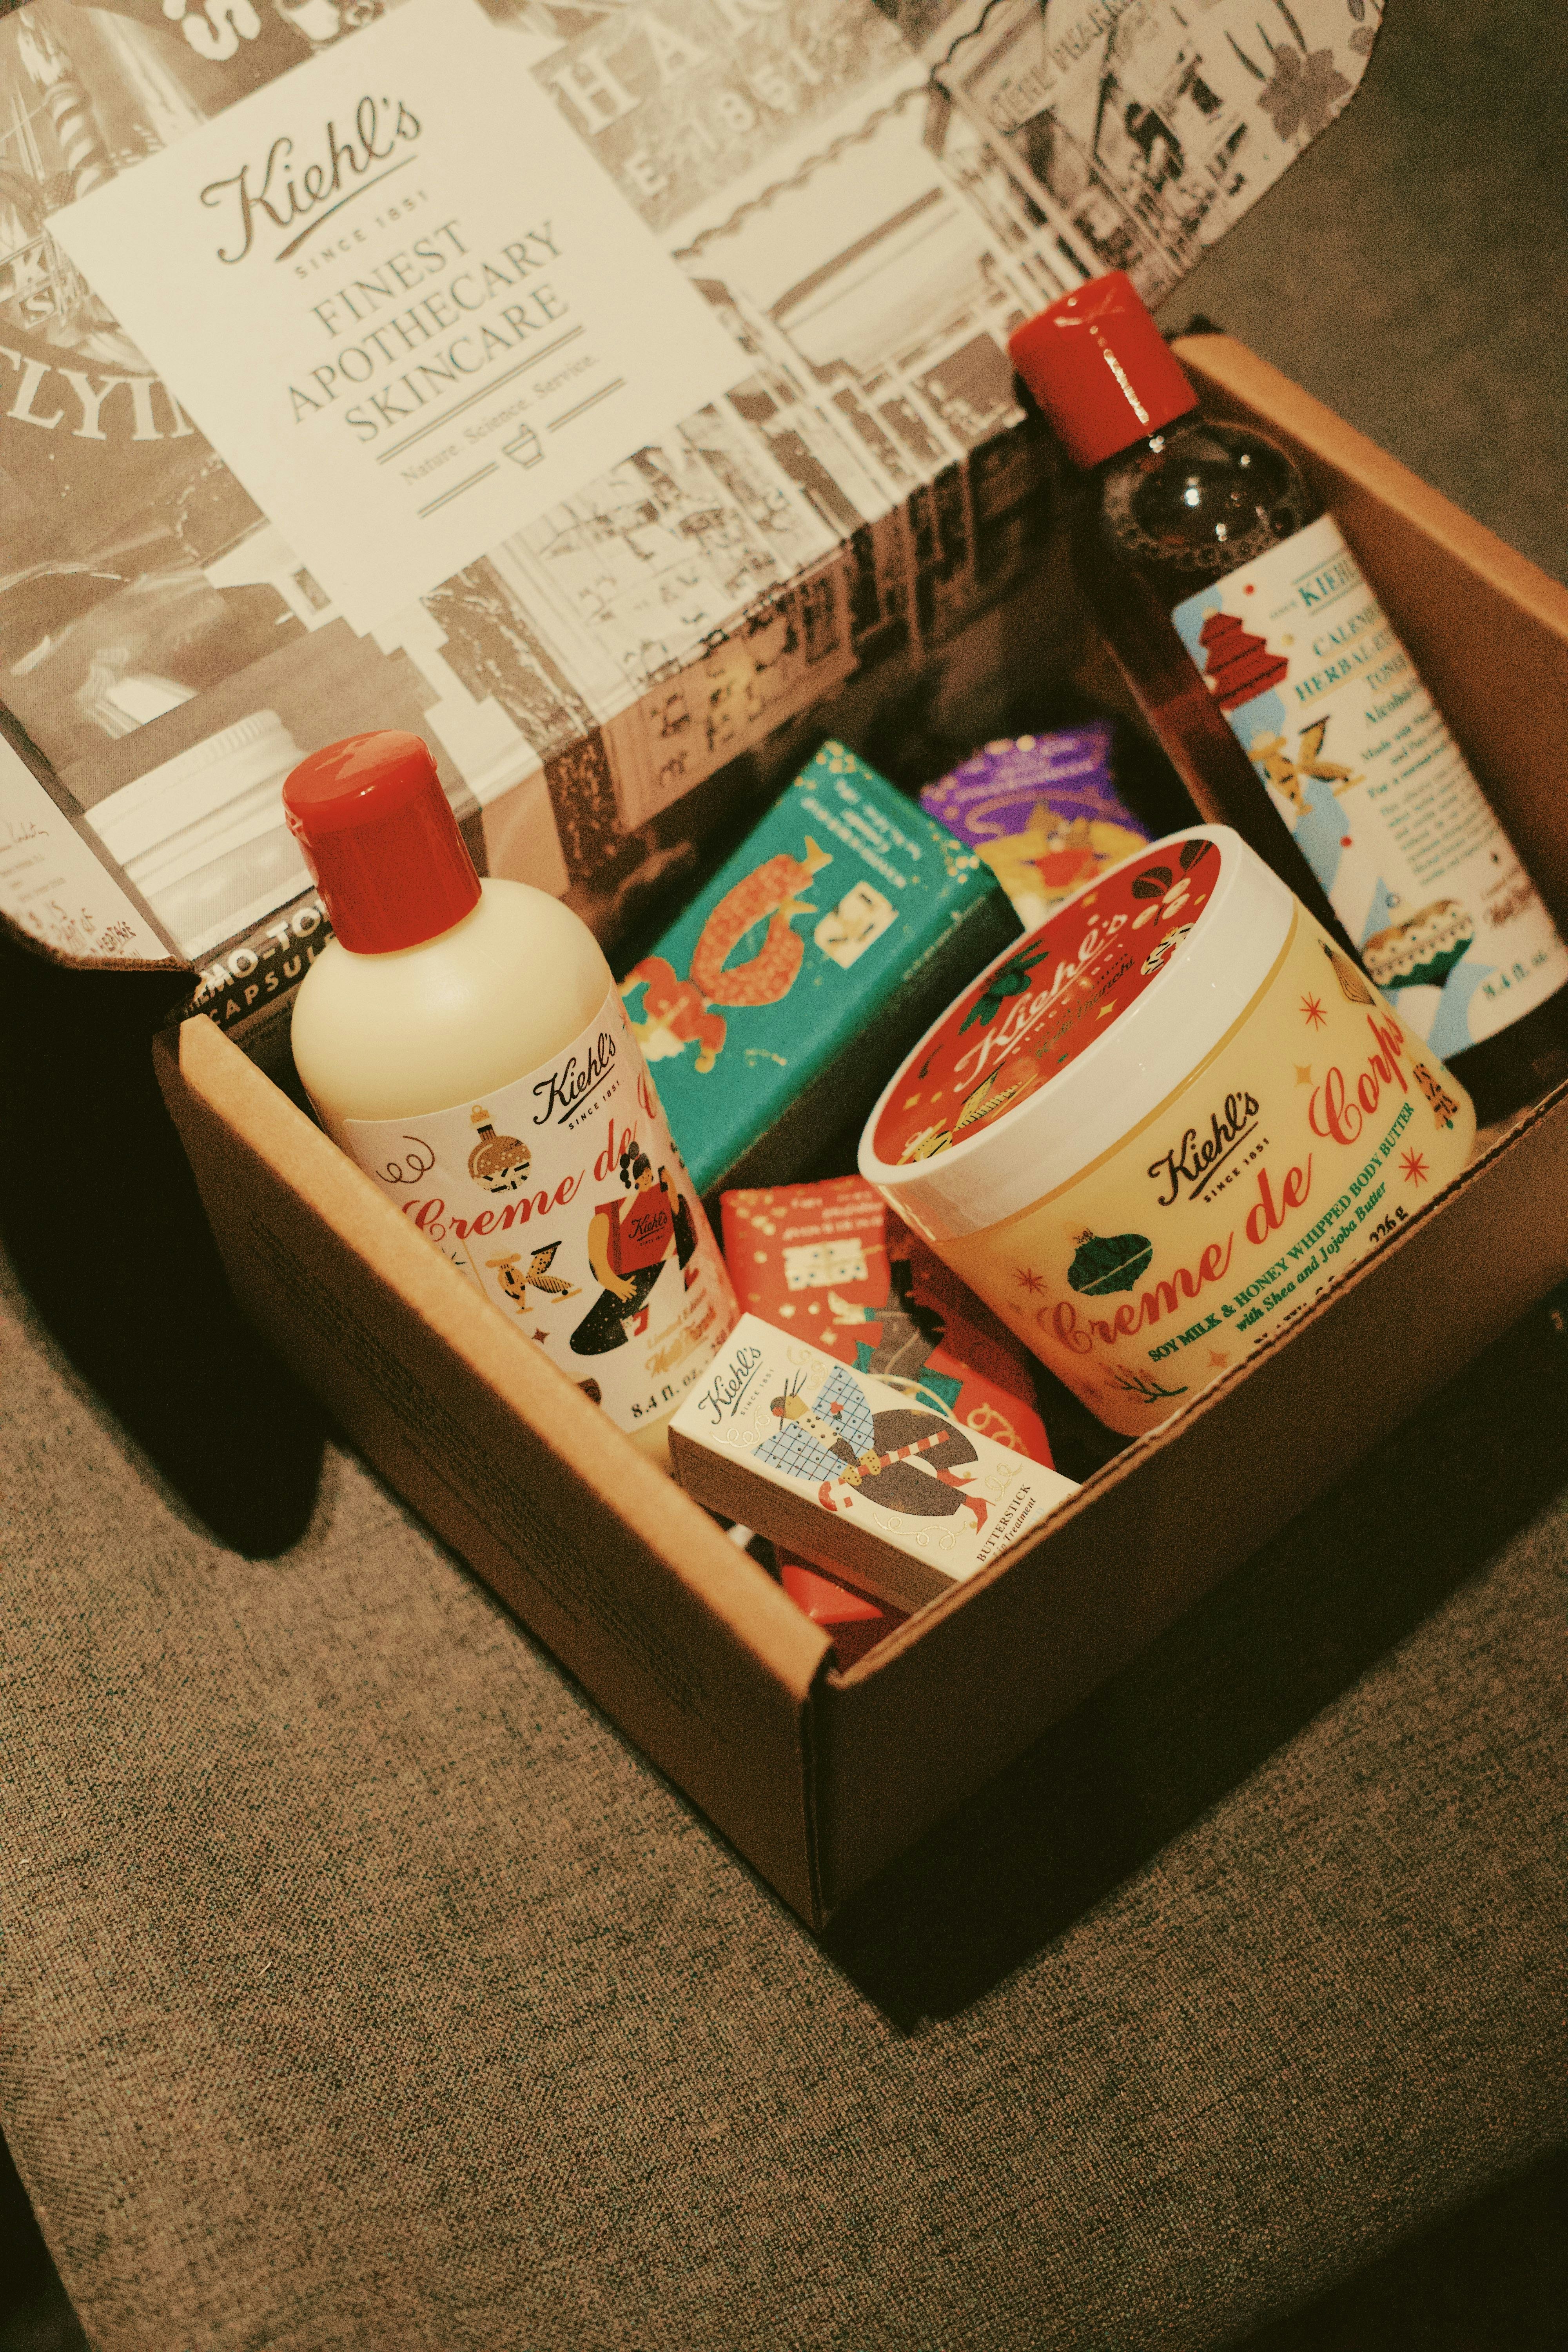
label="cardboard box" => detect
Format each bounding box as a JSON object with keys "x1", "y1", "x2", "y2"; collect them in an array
[
  {"x1": 10, "y1": 3, "x2": 1563, "y2": 1926},
  {"x1": 151, "y1": 338, "x2": 1568, "y2": 1927}
]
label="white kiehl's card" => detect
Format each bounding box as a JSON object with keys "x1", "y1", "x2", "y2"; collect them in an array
[{"x1": 51, "y1": 0, "x2": 741, "y2": 633}]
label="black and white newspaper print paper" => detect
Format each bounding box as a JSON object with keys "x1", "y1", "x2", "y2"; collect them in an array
[{"x1": 0, "y1": 0, "x2": 1379, "y2": 989}]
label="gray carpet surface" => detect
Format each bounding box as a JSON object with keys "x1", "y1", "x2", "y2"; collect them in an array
[
  {"x1": 1156, "y1": 0, "x2": 1568, "y2": 589},
  {"x1": 3, "y1": 1193, "x2": 1567, "y2": 2352}
]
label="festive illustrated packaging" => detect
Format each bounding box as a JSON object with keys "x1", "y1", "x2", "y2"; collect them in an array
[
  {"x1": 620, "y1": 744, "x2": 1018, "y2": 1196},
  {"x1": 720, "y1": 1174, "x2": 1053, "y2": 1467},
  {"x1": 1004, "y1": 270, "x2": 1568, "y2": 1117},
  {"x1": 918, "y1": 728, "x2": 1150, "y2": 933},
  {"x1": 338, "y1": 1012, "x2": 738, "y2": 1444},
  {"x1": 281, "y1": 729, "x2": 739, "y2": 1452},
  {"x1": 669, "y1": 1315, "x2": 1079, "y2": 1614},
  {"x1": 775, "y1": 1556, "x2": 905, "y2": 1673}
]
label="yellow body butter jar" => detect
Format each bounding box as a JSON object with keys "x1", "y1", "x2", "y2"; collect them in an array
[{"x1": 859, "y1": 827, "x2": 1477, "y2": 1436}]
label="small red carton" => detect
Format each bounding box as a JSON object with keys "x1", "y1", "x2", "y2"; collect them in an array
[
  {"x1": 777, "y1": 1557, "x2": 905, "y2": 1672},
  {"x1": 720, "y1": 1175, "x2": 1054, "y2": 1468}
]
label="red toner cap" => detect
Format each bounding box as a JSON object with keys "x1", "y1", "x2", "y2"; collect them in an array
[
  {"x1": 1007, "y1": 270, "x2": 1199, "y2": 468},
  {"x1": 283, "y1": 731, "x2": 480, "y2": 955}
]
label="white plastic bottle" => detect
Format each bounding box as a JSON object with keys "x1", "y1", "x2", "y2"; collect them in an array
[{"x1": 283, "y1": 730, "x2": 738, "y2": 1457}]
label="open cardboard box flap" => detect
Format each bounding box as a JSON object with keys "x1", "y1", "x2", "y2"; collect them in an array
[
  {"x1": 156, "y1": 341, "x2": 1568, "y2": 1927},
  {"x1": 0, "y1": 0, "x2": 1381, "y2": 1001}
]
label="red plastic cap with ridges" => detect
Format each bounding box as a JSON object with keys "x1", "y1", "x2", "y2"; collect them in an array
[
  {"x1": 1007, "y1": 270, "x2": 1199, "y2": 468},
  {"x1": 282, "y1": 730, "x2": 480, "y2": 955}
]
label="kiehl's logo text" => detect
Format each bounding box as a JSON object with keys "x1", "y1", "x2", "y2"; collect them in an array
[
  {"x1": 1147, "y1": 1089, "x2": 1261, "y2": 1207},
  {"x1": 534, "y1": 1029, "x2": 617, "y2": 1127},
  {"x1": 201, "y1": 97, "x2": 422, "y2": 266}
]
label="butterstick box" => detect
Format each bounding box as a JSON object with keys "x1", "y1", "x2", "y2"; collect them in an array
[
  {"x1": 152, "y1": 339, "x2": 1568, "y2": 1931},
  {"x1": 669, "y1": 1317, "x2": 1080, "y2": 1613},
  {"x1": 621, "y1": 746, "x2": 1017, "y2": 1195},
  {"x1": 720, "y1": 1174, "x2": 1053, "y2": 1465}
]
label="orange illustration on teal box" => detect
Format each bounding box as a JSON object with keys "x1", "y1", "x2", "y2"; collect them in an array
[
  {"x1": 616, "y1": 743, "x2": 1017, "y2": 1197},
  {"x1": 621, "y1": 834, "x2": 833, "y2": 1075}
]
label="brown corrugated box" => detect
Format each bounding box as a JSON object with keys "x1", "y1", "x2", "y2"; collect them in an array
[{"x1": 154, "y1": 339, "x2": 1568, "y2": 1929}]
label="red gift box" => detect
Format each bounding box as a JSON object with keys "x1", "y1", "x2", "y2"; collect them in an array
[
  {"x1": 776, "y1": 1556, "x2": 905, "y2": 1672},
  {"x1": 720, "y1": 1176, "x2": 1054, "y2": 1469}
]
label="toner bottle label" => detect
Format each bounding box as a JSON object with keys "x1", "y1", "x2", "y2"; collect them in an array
[{"x1": 1173, "y1": 514, "x2": 1568, "y2": 1056}]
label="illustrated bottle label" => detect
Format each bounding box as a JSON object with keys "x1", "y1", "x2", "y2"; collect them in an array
[
  {"x1": 343, "y1": 987, "x2": 739, "y2": 1435},
  {"x1": 1172, "y1": 514, "x2": 1568, "y2": 1057}
]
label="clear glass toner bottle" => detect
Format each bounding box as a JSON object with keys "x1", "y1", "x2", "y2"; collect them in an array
[{"x1": 1009, "y1": 271, "x2": 1568, "y2": 1122}]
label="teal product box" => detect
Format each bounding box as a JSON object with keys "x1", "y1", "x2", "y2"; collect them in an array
[{"x1": 619, "y1": 743, "x2": 1020, "y2": 1197}]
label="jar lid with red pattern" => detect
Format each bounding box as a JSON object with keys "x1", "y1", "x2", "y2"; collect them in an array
[{"x1": 858, "y1": 826, "x2": 1294, "y2": 1243}]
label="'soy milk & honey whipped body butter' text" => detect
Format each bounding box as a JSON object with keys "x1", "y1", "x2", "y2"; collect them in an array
[
  {"x1": 283, "y1": 730, "x2": 738, "y2": 1458},
  {"x1": 859, "y1": 827, "x2": 1476, "y2": 1436}
]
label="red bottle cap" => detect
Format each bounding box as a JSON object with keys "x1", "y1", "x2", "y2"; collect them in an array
[
  {"x1": 282, "y1": 730, "x2": 481, "y2": 955},
  {"x1": 1007, "y1": 270, "x2": 1199, "y2": 468}
]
